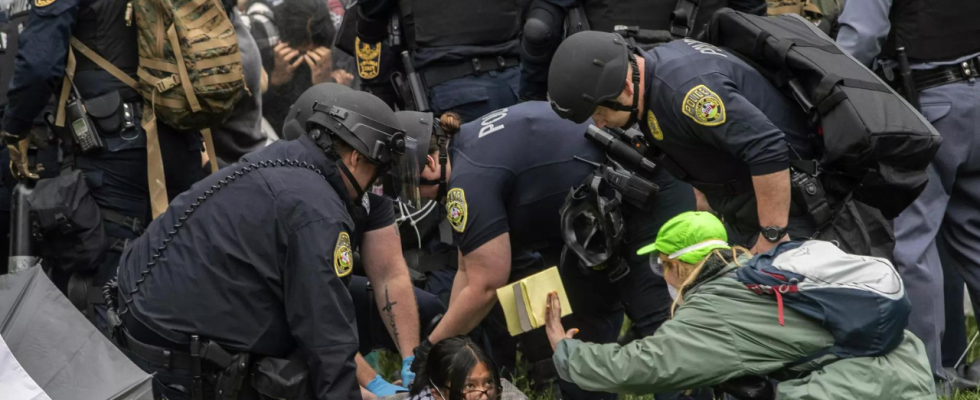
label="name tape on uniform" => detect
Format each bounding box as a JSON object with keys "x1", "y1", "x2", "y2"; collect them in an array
[
  {"x1": 479, "y1": 108, "x2": 508, "y2": 138},
  {"x1": 683, "y1": 39, "x2": 728, "y2": 58}
]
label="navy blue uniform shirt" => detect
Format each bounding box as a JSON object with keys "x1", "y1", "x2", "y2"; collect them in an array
[
  {"x1": 639, "y1": 39, "x2": 812, "y2": 217},
  {"x1": 118, "y1": 135, "x2": 360, "y2": 400},
  {"x1": 446, "y1": 101, "x2": 603, "y2": 265}
]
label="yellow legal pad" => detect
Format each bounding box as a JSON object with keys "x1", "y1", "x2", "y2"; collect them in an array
[{"x1": 495, "y1": 266, "x2": 572, "y2": 336}]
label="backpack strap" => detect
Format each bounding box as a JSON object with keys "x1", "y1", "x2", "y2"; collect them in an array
[
  {"x1": 55, "y1": 46, "x2": 77, "y2": 128},
  {"x1": 166, "y1": 25, "x2": 202, "y2": 113}
]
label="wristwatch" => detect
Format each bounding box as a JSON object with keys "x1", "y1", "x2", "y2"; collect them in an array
[{"x1": 760, "y1": 226, "x2": 788, "y2": 243}]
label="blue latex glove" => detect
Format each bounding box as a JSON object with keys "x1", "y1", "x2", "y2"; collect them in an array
[
  {"x1": 401, "y1": 355, "x2": 416, "y2": 387},
  {"x1": 365, "y1": 375, "x2": 407, "y2": 397}
]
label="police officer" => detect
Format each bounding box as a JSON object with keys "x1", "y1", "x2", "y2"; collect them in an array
[
  {"x1": 110, "y1": 89, "x2": 414, "y2": 400},
  {"x1": 836, "y1": 0, "x2": 980, "y2": 385},
  {"x1": 2, "y1": 0, "x2": 207, "y2": 329},
  {"x1": 519, "y1": 0, "x2": 768, "y2": 101},
  {"x1": 353, "y1": 0, "x2": 522, "y2": 122},
  {"x1": 410, "y1": 101, "x2": 695, "y2": 400},
  {"x1": 279, "y1": 85, "x2": 448, "y2": 397},
  {"x1": 549, "y1": 31, "x2": 822, "y2": 256}
]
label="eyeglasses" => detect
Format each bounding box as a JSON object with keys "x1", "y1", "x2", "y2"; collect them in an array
[
  {"x1": 650, "y1": 254, "x2": 668, "y2": 277},
  {"x1": 463, "y1": 386, "x2": 502, "y2": 400}
]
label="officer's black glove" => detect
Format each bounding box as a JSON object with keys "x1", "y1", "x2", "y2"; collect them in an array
[{"x1": 410, "y1": 338, "x2": 434, "y2": 374}]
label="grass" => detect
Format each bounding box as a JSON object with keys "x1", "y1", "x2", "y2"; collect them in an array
[{"x1": 371, "y1": 317, "x2": 980, "y2": 399}]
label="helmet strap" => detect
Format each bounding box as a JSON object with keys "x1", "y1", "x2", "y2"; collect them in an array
[
  {"x1": 419, "y1": 134, "x2": 449, "y2": 202},
  {"x1": 599, "y1": 53, "x2": 641, "y2": 129}
]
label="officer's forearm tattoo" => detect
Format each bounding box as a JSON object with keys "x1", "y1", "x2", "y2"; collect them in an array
[{"x1": 382, "y1": 284, "x2": 400, "y2": 344}]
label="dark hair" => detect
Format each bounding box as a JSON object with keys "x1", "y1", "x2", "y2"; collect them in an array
[
  {"x1": 276, "y1": 0, "x2": 336, "y2": 48},
  {"x1": 410, "y1": 336, "x2": 500, "y2": 400},
  {"x1": 429, "y1": 112, "x2": 462, "y2": 155}
]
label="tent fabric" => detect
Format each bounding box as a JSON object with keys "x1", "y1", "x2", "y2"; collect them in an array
[
  {"x1": 0, "y1": 266, "x2": 152, "y2": 400},
  {"x1": 0, "y1": 334, "x2": 51, "y2": 400}
]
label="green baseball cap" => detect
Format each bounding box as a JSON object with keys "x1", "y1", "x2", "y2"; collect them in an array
[{"x1": 636, "y1": 211, "x2": 730, "y2": 264}]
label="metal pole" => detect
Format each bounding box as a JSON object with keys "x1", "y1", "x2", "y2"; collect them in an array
[{"x1": 6, "y1": 181, "x2": 36, "y2": 274}]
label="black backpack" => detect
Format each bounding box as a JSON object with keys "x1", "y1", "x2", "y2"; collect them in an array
[{"x1": 704, "y1": 9, "x2": 941, "y2": 219}]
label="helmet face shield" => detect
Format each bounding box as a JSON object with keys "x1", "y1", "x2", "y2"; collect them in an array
[{"x1": 390, "y1": 137, "x2": 422, "y2": 208}]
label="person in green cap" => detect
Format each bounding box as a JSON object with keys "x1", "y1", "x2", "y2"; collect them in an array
[{"x1": 543, "y1": 211, "x2": 936, "y2": 399}]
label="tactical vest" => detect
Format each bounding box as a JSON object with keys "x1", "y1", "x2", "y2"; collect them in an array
[
  {"x1": 397, "y1": 0, "x2": 521, "y2": 49},
  {"x1": 584, "y1": 0, "x2": 727, "y2": 37},
  {"x1": 72, "y1": 0, "x2": 140, "y2": 99},
  {"x1": 883, "y1": 0, "x2": 980, "y2": 63}
]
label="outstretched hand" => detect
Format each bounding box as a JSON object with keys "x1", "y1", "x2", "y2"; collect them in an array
[{"x1": 545, "y1": 291, "x2": 578, "y2": 352}]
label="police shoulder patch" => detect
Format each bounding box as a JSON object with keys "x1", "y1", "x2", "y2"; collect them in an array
[
  {"x1": 35, "y1": 0, "x2": 56, "y2": 7},
  {"x1": 334, "y1": 231, "x2": 353, "y2": 278},
  {"x1": 681, "y1": 84, "x2": 726, "y2": 126},
  {"x1": 646, "y1": 110, "x2": 664, "y2": 141},
  {"x1": 355, "y1": 37, "x2": 381, "y2": 80},
  {"x1": 446, "y1": 188, "x2": 467, "y2": 233}
]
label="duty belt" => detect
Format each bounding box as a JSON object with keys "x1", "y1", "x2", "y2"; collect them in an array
[
  {"x1": 119, "y1": 328, "x2": 235, "y2": 371},
  {"x1": 912, "y1": 56, "x2": 980, "y2": 92},
  {"x1": 421, "y1": 56, "x2": 520, "y2": 88}
]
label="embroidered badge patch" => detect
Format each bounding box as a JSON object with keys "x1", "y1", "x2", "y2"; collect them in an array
[
  {"x1": 355, "y1": 37, "x2": 381, "y2": 80},
  {"x1": 334, "y1": 232, "x2": 353, "y2": 277},
  {"x1": 646, "y1": 110, "x2": 664, "y2": 141},
  {"x1": 446, "y1": 188, "x2": 468, "y2": 233},
  {"x1": 682, "y1": 85, "x2": 726, "y2": 126},
  {"x1": 35, "y1": 0, "x2": 55, "y2": 7}
]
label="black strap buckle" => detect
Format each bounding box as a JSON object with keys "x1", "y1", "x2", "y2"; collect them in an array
[{"x1": 961, "y1": 60, "x2": 977, "y2": 79}]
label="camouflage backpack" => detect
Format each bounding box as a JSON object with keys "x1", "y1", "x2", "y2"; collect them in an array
[
  {"x1": 134, "y1": 0, "x2": 247, "y2": 131},
  {"x1": 56, "y1": 0, "x2": 246, "y2": 217}
]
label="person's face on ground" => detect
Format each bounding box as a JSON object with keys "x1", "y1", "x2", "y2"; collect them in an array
[{"x1": 463, "y1": 362, "x2": 497, "y2": 399}]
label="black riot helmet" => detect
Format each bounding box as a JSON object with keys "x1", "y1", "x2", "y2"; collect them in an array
[
  {"x1": 395, "y1": 110, "x2": 453, "y2": 202},
  {"x1": 305, "y1": 90, "x2": 420, "y2": 206},
  {"x1": 548, "y1": 31, "x2": 641, "y2": 129},
  {"x1": 282, "y1": 83, "x2": 353, "y2": 140},
  {"x1": 558, "y1": 173, "x2": 631, "y2": 282}
]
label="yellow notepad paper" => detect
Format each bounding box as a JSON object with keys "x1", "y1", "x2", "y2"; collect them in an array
[{"x1": 496, "y1": 267, "x2": 572, "y2": 336}]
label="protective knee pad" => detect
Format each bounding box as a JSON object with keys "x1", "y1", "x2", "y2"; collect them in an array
[{"x1": 521, "y1": 1, "x2": 565, "y2": 63}]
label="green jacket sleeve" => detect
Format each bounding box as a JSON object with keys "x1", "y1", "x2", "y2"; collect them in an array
[{"x1": 553, "y1": 296, "x2": 746, "y2": 394}]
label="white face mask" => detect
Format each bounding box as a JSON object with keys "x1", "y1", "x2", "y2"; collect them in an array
[{"x1": 667, "y1": 284, "x2": 679, "y2": 300}]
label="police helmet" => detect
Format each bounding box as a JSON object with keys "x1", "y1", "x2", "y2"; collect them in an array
[
  {"x1": 282, "y1": 83, "x2": 353, "y2": 140},
  {"x1": 395, "y1": 111, "x2": 434, "y2": 174},
  {"x1": 548, "y1": 31, "x2": 640, "y2": 127},
  {"x1": 306, "y1": 90, "x2": 422, "y2": 206},
  {"x1": 559, "y1": 174, "x2": 630, "y2": 281}
]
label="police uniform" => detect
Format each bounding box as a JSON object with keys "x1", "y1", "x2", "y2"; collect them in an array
[
  {"x1": 447, "y1": 101, "x2": 694, "y2": 400},
  {"x1": 518, "y1": 0, "x2": 768, "y2": 100},
  {"x1": 116, "y1": 135, "x2": 360, "y2": 400},
  {"x1": 636, "y1": 39, "x2": 816, "y2": 245},
  {"x1": 837, "y1": 0, "x2": 980, "y2": 382},
  {"x1": 2, "y1": 0, "x2": 205, "y2": 326},
  {"x1": 356, "y1": 0, "x2": 521, "y2": 122}
]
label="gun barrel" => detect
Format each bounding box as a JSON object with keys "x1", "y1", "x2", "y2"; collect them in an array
[{"x1": 585, "y1": 125, "x2": 656, "y2": 176}]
